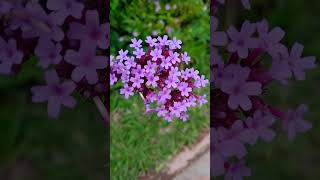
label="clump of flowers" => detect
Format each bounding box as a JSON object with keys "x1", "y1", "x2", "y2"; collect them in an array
[
  {"x1": 211, "y1": 0, "x2": 316, "y2": 179},
  {"x1": 111, "y1": 35, "x2": 208, "y2": 121},
  {"x1": 0, "y1": 0, "x2": 108, "y2": 120}
]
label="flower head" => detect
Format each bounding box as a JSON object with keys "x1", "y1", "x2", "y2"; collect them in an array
[{"x1": 111, "y1": 35, "x2": 208, "y2": 121}]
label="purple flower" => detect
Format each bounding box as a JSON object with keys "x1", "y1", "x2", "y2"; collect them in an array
[
  {"x1": 197, "y1": 95, "x2": 208, "y2": 106},
  {"x1": 181, "y1": 52, "x2": 191, "y2": 64},
  {"x1": 130, "y1": 75, "x2": 144, "y2": 88},
  {"x1": 147, "y1": 92, "x2": 158, "y2": 103},
  {"x1": 145, "y1": 36, "x2": 158, "y2": 47},
  {"x1": 195, "y1": 75, "x2": 209, "y2": 88},
  {"x1": 181, "y1": 68, "x2": 191, "y2": 80},
  {"x1": 169, "y1": 102, "x2": 183, "y2": 118},
  {"x1": 129, "y1": 38, "x2": 143, "y2": 49},
  {"x1": 157, "y1": 107, "x2": 168, "y2": 118},
  {"x1": 47, "y1": 0, "x2": 84, "y2": 19},
  {"x1": 269, "y1": 58, "x2": 292, "y2": 84},
  {"x1": 283, "y1": 104, "x2": 312, "y2": 141},
  {"x1": 0, "y1": 38, "x2": 23, "y2": 74},
  {"x1": 35, "y1": 38, "x2": 62, "y2": 68},
  {"x1": 189, "y1": 68, "x2": 199, "y2": 79},
  {"x1": 217, "y1": 120, "x2": 249, "y2": 158},
  {"x1": 165, "y1": 75, "x2": 179, "y2": 88},
  {"x1": 124, "y1": 56, "x2": 136, "y2": 70},
  {"x1": 180, "y1": 113, "x2": 188, "y2": 121},
  {"x1": 244, "y1": 110, "x2": 276, "y2": 144},
  {"x1": 158, "y1": 88, "x2": 172, "y2": 104},
  {"x1": 220, "y1": 65, "x2": 262, "y2": 111},
  {"x1": 164, "y1": 113, "x2": 173, "y2": 122},
  {"x1": 120, "y1": 84, "x2": 134, "y2": 99},
  {"x1": 227, "y1": 20, "x2": 258, "y2": 58},
  {"x1": 169, "y1": 66, "x2": 181, "y2": 77},
  {"x1": 120, "y1": 72, "x2": 130, "y2": 83},
  {"x1": 18, "y1": 3, "x2": 64, "y2": 41},
  {"x1": 167, "y1": 51, "x2": 180, "y2": 64},
  {"x1": 150, "y1": 48, "x2": 163, "y2": 61},
  {"x1": 132, "y1": 65, "x2": 145, "y2": 78},
  {"x1": 31, "y1": 69, "x2": 76, "y2": 118},
  {"x1": 160, "y1": 57, "x2": 171, "y2": 69},
  {"x1": 133, "y1": 48, "x2": 145, "y2": 58},
  {"x1": 144, "y1": 61, "x2": 156, "y2": 73},
  {"x1": 116, "y1": 49, "x2": 128, "y2": 61},
  {"x1": 225, "y1": 160, "x2": 251, "y2": 180},
  {"x1": 279, "y1": 43, "x2": 316, "y2": 81},
  {"x1": 68, "y1": 10, "x2": 108, "y2": 49},
  {"x1": 184, "y1": 96, "x2": 197, "y2": 107},
  {"x1": 169, "y1": 37, "x2": 182, "y2": 49},
  {"x1": 256, "y1": 19, "x2": 285, "y2": 57},
  {"x1": 146, "y1": 75, "x2": 159, "y2": 88},
  {"x1": 64, "y1": 44, "x2": 107, "y2": 84},
  {"x1": 211, "y1": 16, "x2": 228, "y2": 46},
  {"x1": 157, "y1": 35, "x2": 169, "y2": 46},
  {"x1": 110, "y1": 73, "x2": 117, "y2": 86},
  {"x1": 8, "y1": 4, "x2": 34, "y2": 32},
  {"x1": 178, "y1": 82, "x2": 192, "y2": 97}
]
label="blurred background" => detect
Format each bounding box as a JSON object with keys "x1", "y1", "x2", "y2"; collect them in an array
[
  {"x1": 0, "y1": 0, "x2": 107, "y2": 179},
  {"x1": 0, "y1": 60, "x2": 106, "y2": 180},
  {"x1": 110, "y1": 0, "x2": 210, "y2": 179},
  {"x1": 217, "y1": 0, "x2": 320, "y2": 179}
]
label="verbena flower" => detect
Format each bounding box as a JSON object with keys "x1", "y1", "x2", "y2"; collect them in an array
[
  {"x1": 0, "y1": 38, "x2": 23, "y2": 74},
  {"x1": 31, "y1": 69, "x2": 76, "y2": 118},
  {"x1": 47, "y1": 0, "x2": 84, "y2": 19},
  {"x1": 68, "y1": 10, "x2": 109, "y2": 49},
  {"x1": 212, "y1": 0, "x2": 316, "y2": 178},
  {"x1": 0, "y1": 0, "x2": 108, "y2": 119},
  {"x1": 35, "y1": 38, "x2": 62, "y2": 68},
  {"x1": 111, "y1": 35, "x2": 208, "y2": 121},
  {"x1": 65, "y1": 44, "x2": 107, "y2": 84}
]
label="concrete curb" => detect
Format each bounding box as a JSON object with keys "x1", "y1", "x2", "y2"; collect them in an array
[{"x1": 139, "y1": 129, "x2": 210, "y2": 180}]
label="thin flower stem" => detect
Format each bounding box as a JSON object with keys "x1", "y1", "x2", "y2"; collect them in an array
[
  {"x1": 139, "y1": 92, "x2": 146, "y2": 101},
  {"x1": 93, "y1": 96, "x2": 109, "y2": 123}
]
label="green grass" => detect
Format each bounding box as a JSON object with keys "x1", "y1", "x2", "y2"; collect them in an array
[{"x1": 110, "y1": 87, "x2": 209, "y2": 179}]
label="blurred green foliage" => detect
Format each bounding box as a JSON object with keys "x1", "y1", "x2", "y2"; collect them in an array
[
  {"x1": 110, "y1": 0, "x2": 210, "y2": 76},
  {"x1": 0, "y1": 80, "x2": 106, "y2": 179},
  {"x1": 110, "y1": 0, "x2": 210, "y2": 179}
]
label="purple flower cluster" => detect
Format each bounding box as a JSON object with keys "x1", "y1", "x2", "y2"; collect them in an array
[
  {"x1": 0, "y1": 0, "x2": 108, "y2": 118},
  {"x1": 212, "y1": 0, "x2": 316, "y2": 178},
  {"x1": 111, "y1": 35, "x2": 208, "y2": 121}
]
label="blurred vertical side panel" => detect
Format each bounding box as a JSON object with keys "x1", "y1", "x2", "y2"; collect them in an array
[
  {"x1": 0, "y1": 0, "x2": 109, "y2": 179},
  {"x1": 210, "y1": 0, "x2": 215, "y2": 178},
  {"x1": 106, "y1": 0, "x2": 111, "y2": 179}
]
